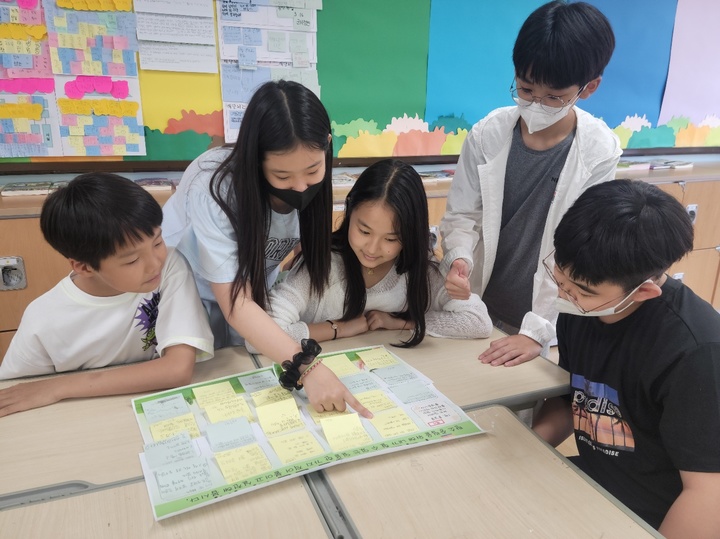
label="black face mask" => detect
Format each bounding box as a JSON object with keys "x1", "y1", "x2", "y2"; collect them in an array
[{"x1": 265, "y1": 179, "x2": 324, "y2": 211}]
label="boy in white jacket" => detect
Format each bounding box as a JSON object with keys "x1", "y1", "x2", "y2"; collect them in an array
[{"x1": 441, "y1": 1, "x2": 621, "y2": 366}]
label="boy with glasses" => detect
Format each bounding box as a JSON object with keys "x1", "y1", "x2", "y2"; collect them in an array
[
  {"x1": 533, "y1": 180, "x2": 720, "y2": 536},
  {"x1": 440, "y1": 1, "x2": 621, "y2": 366}
]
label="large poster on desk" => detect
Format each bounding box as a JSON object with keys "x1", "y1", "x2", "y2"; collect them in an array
[{"x1": 132, "y1": 344, "x2": 483, "y2": 520}]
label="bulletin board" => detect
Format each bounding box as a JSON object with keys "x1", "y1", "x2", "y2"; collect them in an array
[{"x1": 1, "y1": 0, "x2": 717, "y2": 174}]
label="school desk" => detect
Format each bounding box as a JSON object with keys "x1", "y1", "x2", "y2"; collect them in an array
[
  {"x1": 0, "y1": 477, "x2": 329, "y2": 538},
  {"x1": 253, "y1": 328, "x2": 570, "y2": 411},
  {"x1": 0, "y1": 346, "x2": 256, "y2": 507},
  {"x1": 311, "y1": 405, "x2": 661, "y2": 538}
]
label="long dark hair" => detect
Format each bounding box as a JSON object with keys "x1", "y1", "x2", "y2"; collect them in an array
[
  {"x1": 209, "y1": 80, "x2": 333, "y2": 311},
  {"x1": 332, "y1": 159, "x2": 433, "y2": 347}
]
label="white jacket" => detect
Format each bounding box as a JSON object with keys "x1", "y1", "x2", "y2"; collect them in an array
[{"x1": 440, "y1": 106, "x2": 621, "y2": 352}]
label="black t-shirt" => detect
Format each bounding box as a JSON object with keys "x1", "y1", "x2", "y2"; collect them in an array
[{"x1": 558, "y1": 277, "x2": 720, "y2": 529}]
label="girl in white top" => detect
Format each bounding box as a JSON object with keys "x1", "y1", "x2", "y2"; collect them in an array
[
  {"x1": 162, "y1": 80, "x2": 370, "y2": 418},
  {"x1": 257, "y1": 159, "x2": 492, "y2": 348}
]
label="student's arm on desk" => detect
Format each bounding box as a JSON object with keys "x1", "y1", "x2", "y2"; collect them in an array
[
  {"x1": 531, "y1": 396, "x2": 574, "y2": 447},
  {"x1": 210, "y1": 282, "x2": 371, "y2": 418},
  {"x1": 660, "y1": 471, "x2": 720, "y2": 538},
  {"x1": 0, "y1": 344, "x2": 196, "y2": 417}
]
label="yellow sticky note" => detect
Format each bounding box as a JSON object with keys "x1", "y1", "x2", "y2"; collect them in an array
[
  {"x1": 370, "y1": 408, "x2": 420, "y2": 439},
  {"x1": 54, "y1": 16, "x2": 67, "y2": 29},
  {"x1": 356, "y1": 348, "x2": 399, "y2": 370},
  {"x1": 355, "y1": 389, "x2": 396, "y2": 413},
  {"x1": 149, "y1": 413, "x2": 200, "y2": 442},
  {"x1": 321, "y1": 354, "x2": 360, "y2": 378},
  {"x1": 251, "y1": 385, "x2": 292, "y2": 408},
  {"x1": 306, "y1": 405, "x2": 349, "y2": 425},
  {"x1": 112, "y1": 48, "x2": 123, "y2": 63},
  {"x1": 214, "y1": 444, "x2": 272, "y2": 484},
  {"x1": 255, "y1": 398, "x2": 304, "y2": 438},
  {"x1": 68, "y1": 125, "x2": 84, "y2": 137},
  {"x1": 113, "y1": 124, "x2": 129, "y2": 136},
  {"x1": 127, "y1": 133, "x2": 140, "y2": 144},
  {"x1": 192, "y1": 381, "x2": 237, "y2": 408},
  {"x1": 12, "y1": 118, "x2": 31, "y2": 132},
  {"x1": 205, "y1": 397, "x2": 254, "y2": 424},
  {"x1": 0, "y1": 103, "x2": 42, "y2": 120},
  {"x1": 269, "y1": 431, "x2": 325, "y2": 465},
  {"x1": 321, "y1": 413, "x2": 372, "y2": 452}
]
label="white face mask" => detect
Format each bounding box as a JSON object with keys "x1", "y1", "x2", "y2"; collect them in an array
[
  {"x1": 518, "y1": 100, "x2": 574, "y2": 134},
  {"x1": 553, "y1": 279, "x2": 652, "y2": 318},
  {"x1": 554, "y1": 297, "x2": 636, "y2": 318}
]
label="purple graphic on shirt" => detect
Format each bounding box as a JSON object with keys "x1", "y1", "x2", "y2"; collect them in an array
[{"x1": 135, "y1": 292, "x2": 161, "y2": 351}]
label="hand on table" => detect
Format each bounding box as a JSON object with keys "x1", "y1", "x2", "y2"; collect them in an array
[
  {"x1": 445, "y1": 259, "x2": 471, "y2": 300},
  {"x1": 478, "y1": 334, "x2": 541, "y2": 367},
  {"x1": 302, "y1": 363, "x2": 373, "y2": 418},
  {"x1": 365, "y1": 310, "x2": 412, "y2": 331},
  {"x1": 0, "y1": 378, "x2": 62, "y2": 417}
]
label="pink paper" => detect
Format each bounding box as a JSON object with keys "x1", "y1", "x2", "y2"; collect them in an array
[
  {"x1": 19, "y1": 8, "x2": 43, "y2": 25},
  {"x1": 84, "y1": 136, "x2": 99, "y2": 145},
  {"x1": 110, "y1": 80, "x2": 128, "y2": 99},
  {"x1": 107, "y1": 63, "x2": 126, "y2": 76},
  {"x1": 17, "y1": 0, "x2": 38, "y2": 9},
  {"x1": 102, "y1": 36, "x2": 113, "y2": 48},
  {"x1": 4, "y1": 135, "x2": 13, "y2": 144},
  {"x1": 100, "y1": 144, "x2": 114, "y2": 156},
  {"x1": 62, "y1": 115, "x2": 78, "y2": 126},
  {"x1": 113, "y1": 36, "x2": 129, "y2": 50},
  {"x1": 94, "y1": 76, "x2": 113, "y2": 94},
  {"x1": 0, "y1": 77, "x2": 54, "y2": 94},
  {"x1": 113, "y1": 136, "x2": 126, "y2": 145},
  {"x1": 108, "y1": 116, "x2": 122, "y2": 126},
  {"x1": 70, "y1": 62, "x2": 83, "y2": 75},
  {"x1": 99, "y1": 127, "x2": 112, "y2": 136},
  {"x1": 75, "y1": 76, "x2": 95, "y2": 93},
  {"x1": 47, "y1": 34, "x2": 58, "y2": 47},
  {"x1": 64, "y1": 81, "x2": 84, "y2": 100}
]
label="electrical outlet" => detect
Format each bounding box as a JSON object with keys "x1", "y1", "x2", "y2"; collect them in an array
[{"x1": 0, "y1": 256, "x2": 28, "y2": 291}]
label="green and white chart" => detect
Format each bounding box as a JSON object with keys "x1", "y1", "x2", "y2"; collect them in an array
[{"x1": 132, "y1": 345, "x2": 483, "y2": 520}]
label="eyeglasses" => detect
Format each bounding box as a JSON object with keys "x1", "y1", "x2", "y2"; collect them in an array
[
  {"x1": 510, "y1": 81, "x2": 585, "y2": 114},
  {"x1": 542, "y1": 251, "x2": 651, "y2": 314}
]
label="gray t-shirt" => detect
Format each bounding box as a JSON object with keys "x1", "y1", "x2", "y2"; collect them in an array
[{"x1": 482, "y1": 121, "x2": 574, "y2": 329}]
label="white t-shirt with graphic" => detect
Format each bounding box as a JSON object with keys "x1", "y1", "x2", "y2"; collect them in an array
[{"x1": 0, "y1": 249, "x2": 214, "y2": 379}]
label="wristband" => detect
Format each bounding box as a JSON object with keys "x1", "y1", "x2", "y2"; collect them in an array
[
  {"x1": 326, "y1": 319, "x2": 338, "y2": 340},
  {"x1": 299, "y1": 356, "x2": 324, "y2": 382},
  {"x1": 278, "y1": 339, "x2": 322, "y2": 391}
]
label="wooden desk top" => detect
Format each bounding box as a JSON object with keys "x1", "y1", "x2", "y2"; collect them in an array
[
  {"x1": 0, "y1": 346, "x2": 256, "y2": 498},
  {"x1": 255, "y1": 328, "x2": 569, "y2": 410},
  {"x1": 0, "y1": 478, "x2": 328, "y2": 538},
  {"x1": 322, "y1": 405, "x2": 660, "y2": 538}
]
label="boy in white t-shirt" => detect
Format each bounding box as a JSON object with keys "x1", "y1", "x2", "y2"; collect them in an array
[{"x1": 0, "y1": 173, "x2": 214, "y2": 417}]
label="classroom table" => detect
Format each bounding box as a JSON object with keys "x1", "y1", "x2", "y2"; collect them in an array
[
  {"x1": 0, "y1": 477, "x2": 330, "y2": 538},
  {"x1": 313, "y1": 405, "x2": 661, "y2": 538},
  {"x1": 0, "y1": 346, "x2": 257, "y2": 506},
  {"x1": 254, "y1": 328, "x2": 570, "y2": 411}
]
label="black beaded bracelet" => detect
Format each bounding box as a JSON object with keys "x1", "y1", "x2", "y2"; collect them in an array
[{"x1": 278, "y1": 338, "x2": 322, "y2": 391}]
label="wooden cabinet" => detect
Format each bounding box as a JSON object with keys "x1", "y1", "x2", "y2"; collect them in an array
[{"x1": 0, "y1": 218, "x2": 70, "y2": 359}]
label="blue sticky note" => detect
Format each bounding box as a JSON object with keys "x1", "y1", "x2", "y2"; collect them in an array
[
  {"x1": 31, "y1": 96, "x2": 45, "y2": 105},
  {"x1": 86, "y1": 146, "x2": 101, "y2": 156},
  {"x1": 221, "y1": 63, "x2": 271, "y2": 102},
  {"x1": 242, "y1": 28, "x2": 262, "y2": 46},
  {"x1": 237, "y1": 370, "x2": 277, "y2": 393},
  {"x1": 126, "y1": 143, "x2": 140, "y2": 152},
  {"x1": 125, "y1": 62, "x2": 138, "y2": 77},
  {"x1": 144, "y1": 432, "x2": 199, "y2": 469},
  {"x1": 31, "y1": 124, "x2": 40, "y2": 134},
  {"x1": 237, "y1": 45, "x2": 257, "y2": 68},
  {"x1": 99, "y1": 136, "x2": 113, "y2": 144},
  {"x1": 1, "y1": 55, "x2": 12, "y2": 69},
  {"x1": 223, "y1": 26, "x2": 244, "y2": 44},
  {"x1": 93, "y1": 116, "x2": 108, "y2": 126},
  {"x1": 206, "y1": 417, "x2": 256, "y2": 453},
  {"x1": 0, "y1": 7, "x2": 10, "y2": 23},
  {"x1": 42, "y1": 124, "x2": 52, "y2": 144},
  {"x1": 142, "y1": 394, "x2": 190, "y2": 424},
  {"x1": 390, "y1": 381, "x2": 438, "y2": 404},
  {"x1": 84, "y1": 125, "x2": 98, "y2": 136},
  {"x1": 59, "y1": 126, "x2": 70, "y2": 137}
]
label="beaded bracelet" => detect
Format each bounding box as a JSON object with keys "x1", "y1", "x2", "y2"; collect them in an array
[
  {"x1": 299, "y1": 356, "x2": 324, "y2": 382},
  {"x1": 278, "y1": 338, "x2": 322, "y2": 391}
]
